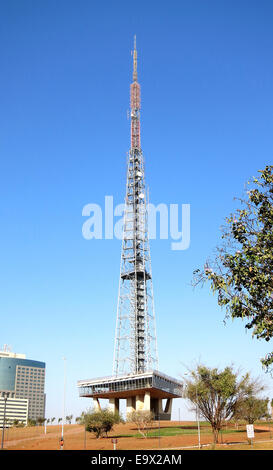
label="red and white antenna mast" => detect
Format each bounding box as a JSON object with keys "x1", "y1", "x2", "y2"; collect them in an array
[{"x1": 130, "y1": 35, "x2": 141, "y2": 150}]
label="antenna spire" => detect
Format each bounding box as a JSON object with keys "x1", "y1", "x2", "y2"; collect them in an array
[
  {"x1": 130, "y1": 35, "x2": 141, "y2": 149},
  {"x1": 133, "y1": 35, "x2": 137, "y2": 82}
]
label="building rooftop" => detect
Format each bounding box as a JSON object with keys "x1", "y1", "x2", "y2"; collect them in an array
[
  {"x1": 78, "y1": 370, "x2": 183, "y2": 400},
  {"x1": 0, "y1": 349, "x2": 26, "y2": 359}
]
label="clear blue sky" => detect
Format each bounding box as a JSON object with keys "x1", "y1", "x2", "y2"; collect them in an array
[{"x1": 1, "y1": 0, "x2": 273, "y2": 421}]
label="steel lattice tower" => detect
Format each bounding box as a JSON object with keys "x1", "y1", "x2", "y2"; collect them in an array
[
  {"x1": 78, "y1": 38, "x2": 182, "y2": 418},
  {"x1": 113, "y1": 37, "x2": 158, "y2": 376}
]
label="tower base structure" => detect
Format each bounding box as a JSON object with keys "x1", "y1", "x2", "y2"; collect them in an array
[{"x1": 78, "y1": 370, "x2": 182, "y2": 421}]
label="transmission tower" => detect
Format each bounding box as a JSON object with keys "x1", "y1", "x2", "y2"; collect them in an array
[
  {"x1": 113, "y1": 36, "x2": 158, "y2": 375},
  {"x1": 78, "y1": 38, "x2": 182, "y2": 419}
]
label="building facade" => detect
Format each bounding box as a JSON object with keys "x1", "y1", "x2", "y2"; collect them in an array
[
  {"x1": 0, "y1": 349, "x2": 46, "y2": 423},
  {"x1": 0, "y1": 397, "x2": 28, "y2": 427}
]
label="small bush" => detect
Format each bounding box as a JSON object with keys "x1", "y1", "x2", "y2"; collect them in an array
[{"x1": 84, "y1": 409, "x2": 123, "y2": 439}]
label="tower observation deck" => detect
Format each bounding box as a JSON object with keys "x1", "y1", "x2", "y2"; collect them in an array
[{"x1": 78, "y1": 38, "x2": 182, "y2": 420}]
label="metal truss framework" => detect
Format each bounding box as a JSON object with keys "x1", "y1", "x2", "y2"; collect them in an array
[{"x1": 113, "y1": 37, "x2": 158, "y2": 376}]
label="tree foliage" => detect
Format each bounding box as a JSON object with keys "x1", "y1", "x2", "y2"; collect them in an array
[
  {"x1": 36, "y1": 417, "x2": 46, "y2": 425},
  {"x1": 75, "y1": 411, "x2": 88, "y2": 425},
  {"x1": 66, "y1": 415, "x2": 73, "y2": 424},
  {"x1": 193, "y1": 166, "x2": 273, "y2": 369},
  {"x1": 84, "y1": 409, "x2": 123, "y2": 439},
  {"x1": 12, "y1": 420, "x2": 25, "y2": 427},
  {"x1": 127, "y1": 410, "x2": 154, "y2": 438},
  {"x1": 234, "y1": 396, "x2": 270, "y2": 424},
  {"x1": 27, "y1": 418, "x2": 36, "y2": 427},
  {"x1": 183, "y1": 364, "x2": 264, "y2": 443}
]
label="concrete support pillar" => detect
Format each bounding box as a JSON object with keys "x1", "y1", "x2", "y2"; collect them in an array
[
  {"x1": 143, "y1": 392, "x2": 151, "y2": 411},
  {"x1": 135, "y1": 393, "x2": 151, "y2": 412},
  {"x1": 93, "y1": 398, "x2": 101, "y2": 411},
  {"x1": 126, "y1": 396, "x2": 136, "y2": 416},
  {"x1": 108, "y1": 398, "x2": 119, "y2": 414},
  {"x1": 136, "y1": 394, "x2": 144, "y2": 411},
  {"x1": 151, "y1": 398, "x2": 172, "y2": 420},
  {"x1": 158, "y1": 399, "x2": 164, "y2": 414},
  {"x1": 164, "y1": 398, "x2": 173, "y2": 415}
]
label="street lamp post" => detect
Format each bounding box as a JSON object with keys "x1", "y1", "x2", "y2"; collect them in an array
[
  {"x1": 156, "y1": 414, "x2": 161, "y2": 449},
  {"x1": 1, "y1": 393, "x2": 8, "y2": 450},
  {"x1": 61, "y1": 357, "x2": 66, "y2": 445}
]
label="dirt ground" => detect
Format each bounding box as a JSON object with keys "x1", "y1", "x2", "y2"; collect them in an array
[{"x1": 1, "y1": 421, "x2": 273, "y2": 450}]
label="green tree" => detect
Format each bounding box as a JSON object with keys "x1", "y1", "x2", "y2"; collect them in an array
[
  {"x1": 193, "y1": 166, "x2": 273, "y2": 369},
  {"x1": 13, "y1": 420, "x2": 24, "y2": 428},
  {"x1": 183, "y1": 364, "x2": 264, "y2": 443},
  {"x1": 66, "y1": 415, "x2": 73, "y2": 424},
  {"x1": 84, "y1": 409, "x2": 122, "y2": 439},
  {"x1": 234, "y1": 397, "x2": 270, "y2": 424},
  {"x1": 75, "y1": 415, "x2": 83, "y2": 424},
  {"x1": 127, "y1": 410, "x2": 154, "y2": 438},
  {"x1": 36, "y1": 417, "x2": 46, "y2": 426},
  {"x1": 51, "y1": 417, "x2": 55, "y2": 425},
  {"x1": 27, "y1": 418, "x2": 37, "y2": 427}
]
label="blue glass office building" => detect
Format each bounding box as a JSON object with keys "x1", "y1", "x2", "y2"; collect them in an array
[{"x1": 0, "y1": 354, "x2": 46, "y2": 420}]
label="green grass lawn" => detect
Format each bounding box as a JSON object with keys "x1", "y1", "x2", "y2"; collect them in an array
[
  {"x1": 135, "y1": 424, "x2": 271, "y2": 439},
  {"x1": 113, "y1": 425, "x2": 241, "y2": 439},
  {"x1": 113, "y1": 421, "x2": 273, "y2": 440},
  {"x1": 143, "y1": 426, "x2": 248, "y2": 438},
  {"x1": 145, "y1": 427, "x2": 201, "y2": 437}
]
